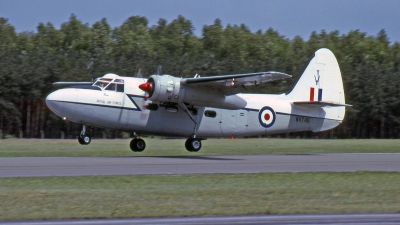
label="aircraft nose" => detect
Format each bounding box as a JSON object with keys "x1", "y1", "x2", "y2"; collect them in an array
[{"x1": 46, "y1": 90, "x2": 65, "y2": 117}]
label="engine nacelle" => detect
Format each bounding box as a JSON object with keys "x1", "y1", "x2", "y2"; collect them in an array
[
  {"x1": 144, "y1": 75, "x2": 183, "y2": 103},
  {"x1": 140, "y1": 75, "x2": 247, "y2": 110}
]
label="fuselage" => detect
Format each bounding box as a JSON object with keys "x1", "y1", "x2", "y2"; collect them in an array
[{"x1": 46, "y1": 74, "x2": 344, "y2": 138}]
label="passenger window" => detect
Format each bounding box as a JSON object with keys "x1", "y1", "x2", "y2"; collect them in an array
[{"x1": 204, "y1": 110, "x2": 217, "y2": 118}]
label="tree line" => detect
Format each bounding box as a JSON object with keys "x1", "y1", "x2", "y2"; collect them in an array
[{"x1": 1, "y1": 14, "x2": 400, "y2": 139}]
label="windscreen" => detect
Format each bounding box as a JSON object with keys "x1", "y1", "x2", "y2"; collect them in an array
[{"x1": 93, "y1": 78, "x2": 112, "y2": 88}]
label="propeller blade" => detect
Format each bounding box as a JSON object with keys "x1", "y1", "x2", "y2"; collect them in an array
[
  {"x1": 139, "y1": 81, "x2": 153, "y2": 109},
  {"x1": 156, "y1": 65, "x2": 162, "y2": 75},
  {"x1": 136, "y1": 68, "x2": 143, "y2": 78},
  {"x1": 87, "y1": 58, "x2": 94, "y2": 70},
  {"x1": 142, "y1": 92, "x2": 150, "y2": 109},
  {"x1": 134, "y1": 64, "x2": 143, "y2": 78}
]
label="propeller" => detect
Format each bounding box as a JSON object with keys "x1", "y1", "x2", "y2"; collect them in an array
[
  {"x1": 139, "y1": 65, "x2": 163, "y2": 109},
  {"x1": 139, "y1": 82, "x2": 151, "y2": 108},
  {"x1": 139, "y1": 65, "x2": 162, "y2": 109},
  {"x1": 139, "y1": 78, "x2": 154, "y2": 110},
  {"x1": 133, "y1": 64, "x2": 149, "y2": 110}
]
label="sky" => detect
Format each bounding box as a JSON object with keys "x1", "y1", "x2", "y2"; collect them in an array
[{"x1": 1, "y1": 0, "x2": 400, "y2": 43}]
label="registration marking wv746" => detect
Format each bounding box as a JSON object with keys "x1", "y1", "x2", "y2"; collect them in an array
[{"x1": 296, "y1": 116, "x2": 310, "y2": 123}]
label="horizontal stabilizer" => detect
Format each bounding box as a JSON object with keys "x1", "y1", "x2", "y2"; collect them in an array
[
  {"x1": 293, "y1": 101, "x2": 352, "y2": 107},
  {"x1": 53, "y1": 82, "x2": 92, "y2": 86}
]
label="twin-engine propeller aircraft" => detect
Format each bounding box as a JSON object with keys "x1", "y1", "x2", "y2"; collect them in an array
[{"x1": 46, "y1": 48, "x2": 350, "y2": 152}]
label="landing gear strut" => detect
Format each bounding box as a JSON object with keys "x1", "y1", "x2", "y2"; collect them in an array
[
  {"x1": 78, "y1": 125, "x2": 91, "y2": 145},
  {"x1": 178, "y1": 102, "x2": 203, "y2": 152},
  {"x1": 130, "y1": 133, "x2": 146, "y2": 152}
]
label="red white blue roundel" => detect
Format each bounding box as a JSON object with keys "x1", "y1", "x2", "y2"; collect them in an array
[{"x1": 258, "y1": 106, "x2": 276, "y2": 128}]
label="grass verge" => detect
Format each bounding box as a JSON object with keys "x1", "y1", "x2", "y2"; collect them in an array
[
  {"x1": 1, "y1": 172, "x2": 399, "y2": 220},
  {"x1": 0, "y1": 138, "x2": 400, "y2": 157}
]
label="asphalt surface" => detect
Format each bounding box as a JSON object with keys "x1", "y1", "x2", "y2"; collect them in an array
[
  {"x1": 3, "y1": 213, "x2": 400, "y2": 225},
  {"x1": 1, "y1": 153, "x2": 400, "y2": 177},
  {"x1": 2, "y1": 154, "x2": 400, "y2": 225}
]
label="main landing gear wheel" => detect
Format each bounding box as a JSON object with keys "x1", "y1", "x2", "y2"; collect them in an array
[
  {"x1": 185, "y1": 138, "x2": 202, "y2": 152},
  {"x1": 130, "y1": 138, "x2": 146, "y2": 152},
  {"x1": 78, "y1": 134, "x2": 91, "y2": 145}
]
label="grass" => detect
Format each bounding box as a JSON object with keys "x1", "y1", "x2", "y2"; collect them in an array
[
  {"x1": 0, "y1": 138, "x2": 399, "y2": 157},
  {"x1": 0, "y1": 172, "x2": 399, "y2": 220}
]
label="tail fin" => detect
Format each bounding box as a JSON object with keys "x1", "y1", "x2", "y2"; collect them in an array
[
  {"x1": 285, "y1": 48, "x2": 349, "y2": 132},
  {"x1": 286, "y1": 48, "x2": 347, "y2": 106}
]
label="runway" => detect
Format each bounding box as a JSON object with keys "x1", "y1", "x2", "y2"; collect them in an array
[
  {"x1": 2, "y1": 154, "x2": 400, "y2": 224},
  {"x1": 1, "y1": 153, "x2": 400, "y2": 177},
  {"x1": 3, "y1": 213, "x2": 400, "y2": 225}
]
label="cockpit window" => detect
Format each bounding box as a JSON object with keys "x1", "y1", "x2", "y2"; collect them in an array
[
  {"x1": 94, "y1": 77, "x2": 124, "y2": 92},
  {"x1": 114, "y1": 79, "x2": 124, "y2": 92},
  {"x1": 116, "y1": 84, "x2": 124, "y2": 92},
  {"x1": 93, "y1": 78, "x2": 112, "y2": 88},
  {"x1": 105, "y1": 83, "x2": 116, "y2": 91}
]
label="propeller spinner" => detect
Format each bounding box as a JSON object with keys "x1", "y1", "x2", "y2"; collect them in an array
[{"x1": 139, "y1": 82, "x2": 152, "y2": 93}]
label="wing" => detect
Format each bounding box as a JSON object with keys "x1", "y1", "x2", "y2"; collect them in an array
[
  {"x1": 181, "y1": 71, "x2": 291, "y2": 95},
  {"x1": 53, "y1": 82, "x2": 93, "y2": 86}
]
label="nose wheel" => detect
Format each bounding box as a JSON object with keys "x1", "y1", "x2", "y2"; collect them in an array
[
  {"x1": 78, "y1": 134, "x2": 91, "y2": 145},
  {"x1": 130, "y1": 138, "x2": 146, "y2": 152},
  {"x1": 185, "y1": 138, "x2": 202, "y2": 152},
  {"x1": 78, "y1": 125, "x2": 91, "y2": 145}
]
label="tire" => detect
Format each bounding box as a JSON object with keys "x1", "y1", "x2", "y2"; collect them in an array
[
  {"x1": 78, "y1": 135, "x2": 91, "y2": 145},
  {"x1": 185, "y1": 138, "x2": 201, "y2": 152},
  {"x1": 130, "y1": 138, "x2": 146, "y2": 152},
  {"x1": 185, "y1": 138, "x2": 192, "y2": 151}
]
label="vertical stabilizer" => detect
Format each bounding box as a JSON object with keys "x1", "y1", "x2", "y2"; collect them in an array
[
  {"x1": 286, "y1": 48, "x2": 345, "y2": 105},
  {"x1": 286, "y1": 48, "x2": 347, "y2": 131}
]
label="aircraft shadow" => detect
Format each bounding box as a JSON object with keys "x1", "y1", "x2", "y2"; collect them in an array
[
  {"x1": 150, "y1": 155, "x2": 243, "y2": 161},
  {"x1": 108, "y1": 155, "x2": 242, "y2": 161}
]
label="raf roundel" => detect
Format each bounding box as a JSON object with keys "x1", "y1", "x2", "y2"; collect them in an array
[{"x1": 258, "y1": 106, "x2": 276, "y2": 128}]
